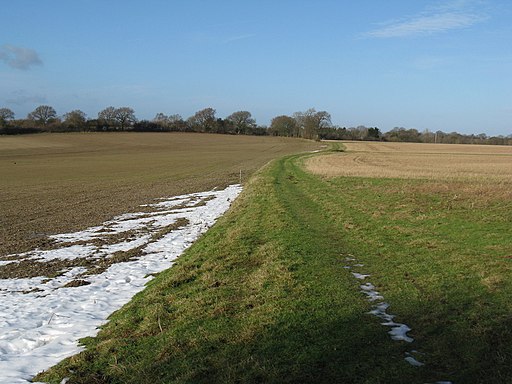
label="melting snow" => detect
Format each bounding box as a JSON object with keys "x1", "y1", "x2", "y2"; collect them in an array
[
  {"x1": 343, "y1": 254, "x2": 452, "y2": 384},
  {"x1": 351, "y1": 272, "x2": 370, "y2": 280},
  {"x1": 0, "y1": 185, "x2": 242, "y2": 384},
  {"x1": 405, "y1": 355, "x2": 425, "y2": 367}
]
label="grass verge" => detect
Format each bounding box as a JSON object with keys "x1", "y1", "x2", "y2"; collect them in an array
[
  {"x1": 36, "y1": 149, "x2": 421, "y2": 383},
  {"x1": 37, "y1": 146, "x2": 512, "y2": 383}
]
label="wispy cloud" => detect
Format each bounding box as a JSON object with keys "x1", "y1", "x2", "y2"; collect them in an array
[
  {"x1": 6, "y1": 90, "x2": 47, "y2": 105},
  {"x1": 223, "y1": 34, "x2": 256, "y2": 44},
  {"x1": 412, "y1": 55, "x2": 451, "y2": 70},
  {"x1": 0, "y1": 44, "x2": 43, "y2": 70},
  {"x1": 365, "y1": 1, "x2": 487, "y2": 38}
]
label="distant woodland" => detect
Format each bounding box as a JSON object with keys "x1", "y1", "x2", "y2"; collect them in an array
[{"x1": 1, "y1": 105, "x2": 511, "y2": 145}]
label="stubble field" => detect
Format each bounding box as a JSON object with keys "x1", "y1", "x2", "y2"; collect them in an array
[{"x1": 306, "y1": 141, "x2": 512, "y2": 182}]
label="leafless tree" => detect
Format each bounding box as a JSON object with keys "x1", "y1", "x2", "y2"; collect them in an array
[
  {"x1": 0, "y1": 108, "x2": 15, "y2": 127},
  {"x1": 187, "y1": 107, "x2": 216, "y2": 132},
  {"x1": 98, "y1": 106, "x2": 136, "y2": 130},
  {"x1": 27, "y1": 105, "x2": 57, "y2": 125},
  {"x1": 63, "y1": 110, "x2": 87, "y2": 130},
  {"x1": 293, "y1": 108, "x2": 331, "y2": 139},
  {"x1": 270, "y1": 115, "x2": 297, "y2": 137},
  {"x1": 226, "y1": 111, "x2": 256, "y2": 134},
  {"x1": 115, "y1": 107, "x2": 136, "y2": 130},
  {"x1": 153, "y1": 113, "x2": 168, "y2": 124},
  {"x1": 98, "y1": 106, "x2": 117, "y2": 127}
]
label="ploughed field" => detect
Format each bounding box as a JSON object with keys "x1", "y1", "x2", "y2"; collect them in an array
[{"x1": 0, "y1": 132, "x2": 318, "y2": 258}]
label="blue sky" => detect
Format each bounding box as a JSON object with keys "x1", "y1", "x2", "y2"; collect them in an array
[{"x1": 1, "y1": 0, "x2": 511, "y2": 135}]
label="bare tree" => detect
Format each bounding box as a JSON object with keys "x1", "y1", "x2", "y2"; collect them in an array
[
  {"x1": 270, "y1": 115, "x2": 297, "y2": 137},
  {"x1": 168, "y1": 114, "x2": 183, "y2": 125},
  {"x1": 168, "y1": 114, "x2": 187, "y2": 131},
  {"x1": 27, "y1": 105, "x2": 57, "y2": 125},
  {"x1": 63, "y1": 110, "x2": 87, "y2": 130},
  {"x1": 187, "y1": 107, "x2": 216, "y2": 132},
  {"x1": 115, "y1": 107, "x2": 136, "y2": 130},
  {"x1": 98, "y1": 106, "x2": 136, "y2": 130},
  {"x1": 226, "y1": 111, "x2": 256, "y2": 134},
  {"x1": 153, "y1": 113, "x2": 187, "y2": 131},
  {"x1": 293, "y1": 108, "x2": 331, "y2": 139},
  {"x1": 354, "y1": 125, "x2": 369, "y2": 141},
  {"x1": 0, "y1": 108, "x2": 15, "y2": 127},
  {"x1": 98, "y1": 106, "x2": 117, "y2": 128},
  {"x1": 153, "y1": 113, "x2": 168, "y2": 123},
  {"x1": 383, "y1": 127, "x2": 421, "y2": 142}
]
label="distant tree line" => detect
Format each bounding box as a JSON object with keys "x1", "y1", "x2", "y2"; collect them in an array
[{"x1": 1, "y1": 105, "x2": 511, "y2": 145}]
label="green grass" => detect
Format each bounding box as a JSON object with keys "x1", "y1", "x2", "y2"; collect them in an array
[{"x1": 37, "y1": 147, "x2": 512, "y2": 383}]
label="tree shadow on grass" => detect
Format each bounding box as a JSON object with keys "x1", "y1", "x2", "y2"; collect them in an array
[{"x1": 399, "y1": 285, "x2": 512, "y2": 384}]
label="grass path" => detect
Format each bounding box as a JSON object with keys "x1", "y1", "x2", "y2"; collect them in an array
[{"x1": 38, "y1": 146, "x2": 512, "y2": 383}]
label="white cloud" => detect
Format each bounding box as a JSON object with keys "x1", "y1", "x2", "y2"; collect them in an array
[
  {"x1": 0, "y1": 44, "x2": 43, "y2": 70},
  {"x1": 365, "y1": 2, "x2": 487, "y2": 38}
]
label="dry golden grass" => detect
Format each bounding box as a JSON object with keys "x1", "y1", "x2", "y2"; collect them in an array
[
  {"x1": 0, "y1": 132, "x2": 319, "y2": 256},
  {"x1": 306, "y1": 141, "x2": 512, "y2": 182}
]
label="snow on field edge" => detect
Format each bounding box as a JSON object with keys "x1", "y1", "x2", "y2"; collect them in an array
[{"x1": 0, "y1": 185, "x2": 242, "y2": 384}]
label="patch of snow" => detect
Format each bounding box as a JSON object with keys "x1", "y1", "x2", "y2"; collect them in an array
[
  {"x1": 0, "y1": 184, "x2": 242, "y2": 384},
  {"x1": 344, "y1": 257, "x2": 417, "y2": 358},
  {"x1": 405, "y1": 351, "x2": 425, "y2": 367},
  {"x1": 351, "y1": 272, "x2": 370, "y2": 280},
  {"x1": 30, "y1": 245, "x2": 98, "y2": 262},
  {"x1": 343, "y1": 255, "x2": 454, "y2": 383},
  {"x1": 360, "y1": 282, "x2": 384, "y2": 302},
  {"x1": 386, "y1": 322, "x2": 414, "y2": 343},
  {"x1": 405, "y1": 356, "x2": 425, "y2": 367},
  {"x1": 101, "y1": 235, "x2": 152, "y2": 254},
  {"x1": 51, "y1": 226, "x2": 104, "y2": 243}
]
